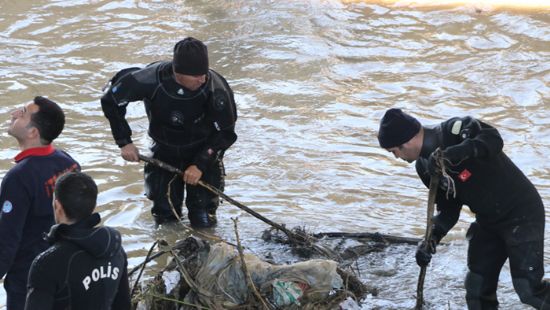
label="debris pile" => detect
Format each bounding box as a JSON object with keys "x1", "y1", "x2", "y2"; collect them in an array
[{"x1": 133, "y1": 236, "x2": 370, "y2": 309}]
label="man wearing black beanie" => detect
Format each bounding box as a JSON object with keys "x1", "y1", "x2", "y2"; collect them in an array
[
  {"x1": 100, "y1": 37, "x2": 237, "y2": 228},
  {"x1": 378, "y1": 108, "x2": 549, "y2": 309}
]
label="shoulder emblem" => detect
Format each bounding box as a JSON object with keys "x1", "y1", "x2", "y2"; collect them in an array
[
  {"x1": 458, "y1": 169, "x2": 472, "y2": 182},
  {"x1": 111, "y1": 83, "x2": 120, "y2": 94},
  {"x1": 213, "y1": 89, "x2": 228, "y2": 111},
  {"x1": 2, "y1": 201, "x2": 13, "y2": 214},
  {"x1": 451, "y1": 120, "x2": 462, "y2": 135}
]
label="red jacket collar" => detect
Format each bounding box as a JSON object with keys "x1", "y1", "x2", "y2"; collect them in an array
[{"x1": 15, "y1": 145, "x2": 55, "y2": 163}]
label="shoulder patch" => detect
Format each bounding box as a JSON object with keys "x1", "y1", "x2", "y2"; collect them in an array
[
  {"x1": 451, "y1": 120, "x2": 462, "y2": 135},
  {"x1": 2, "y1": 201, "x2": 13, "y2": 214},
  {"x1": 213, "y1": 89, "x2": 228, "y2": 111}
]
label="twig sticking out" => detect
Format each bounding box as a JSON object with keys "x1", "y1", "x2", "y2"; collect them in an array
[
  {"x1": 232, "y1": 218, "x2": 273, "y2": 309},
  {"x1": 130, "y1": 240, "x2": 158, "y2": 296}
]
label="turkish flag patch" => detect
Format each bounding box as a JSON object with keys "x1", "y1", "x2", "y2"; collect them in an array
[{"x1": 458, "y1": 169, "x2": 472, "y2": 182}]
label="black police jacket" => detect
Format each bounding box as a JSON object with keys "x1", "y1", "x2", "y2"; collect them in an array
[
  {"x1": 25, "y1": 213, "x2": 130, "y2": 310},
  {"x1": 415, "y1": 117, "x2": 543, "y2": 235},
  {"x1": 101, "y1": 61, "x2": 237, "y2": 172}
]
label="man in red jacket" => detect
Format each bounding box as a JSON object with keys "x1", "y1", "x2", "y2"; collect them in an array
[{"x1": 0, "y1": 97, "x2": 79, "y2": 310}]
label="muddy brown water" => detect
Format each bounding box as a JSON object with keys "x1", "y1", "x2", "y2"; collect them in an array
[{"x1": 0, "y1": 1, "x2": 548, "y2": 309}]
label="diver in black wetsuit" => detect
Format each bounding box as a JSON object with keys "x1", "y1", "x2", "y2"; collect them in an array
[
  {"x1": 101, "y1": 37, "x2": 237, "y2": 227},
  {"x1": 377, "y1": 108, "x2": 549, "y2": 309}
]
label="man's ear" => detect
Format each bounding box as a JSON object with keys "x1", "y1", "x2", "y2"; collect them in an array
[
  {"x1": 27, "y1": 126, "x2": 40, "y2": 141},
  {"x1": 53, "y1": 198, "x2": 65, "y2": 222}
]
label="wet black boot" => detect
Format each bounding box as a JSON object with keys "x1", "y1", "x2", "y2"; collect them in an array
[
  {"x1": 188, "y1": 207, "x2": 217, "y2": 228},
  {"x1": 207, "y1": 207, "x2": 218, "y2": 225},
  {"x1": 152, "y1": 212, "x2": 179, "y2": 226}
]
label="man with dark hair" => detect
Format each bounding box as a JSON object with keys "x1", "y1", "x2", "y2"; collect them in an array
[
  {"x1": 0, "y1": 97, "x2": 80, "y2": 309},
  {"x1": 101, "y1": 37, "x2": 237, "y2": 227},
  {"x1": 25, "y1": 172, "x2": 131, "y2": 310},
  {"x1": 28, "y1": 97, "x2": 65, "y2": 145},
  {"x1": 377, "y1": 108, "x2": 549, "y2": 309}
]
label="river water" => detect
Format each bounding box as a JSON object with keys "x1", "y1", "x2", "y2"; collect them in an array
[{"x1": 0, "y1": 1, "x2": 549, "y2": 309}]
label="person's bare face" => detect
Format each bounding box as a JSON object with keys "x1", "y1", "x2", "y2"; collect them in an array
[
  {"x1": 173, "y1": 71, "x2": 206, "y2": 91},
  {"x1": 386, "y1": 139, "x2": 421, "y2": 163},
  {"x1": 8, "y1": 102, "x2": 38, "y2": 140}
]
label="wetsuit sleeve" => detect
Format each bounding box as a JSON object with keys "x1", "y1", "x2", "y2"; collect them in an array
[
  {"x1": 193, "y1": 77, "x2": 238, "y2": 172},
  {"x1": 100, "y1": 70, "x2": 149, "y2": 148},
  {"x1": 112, "y1": 251, "x2": 131, "y2": 310},
  {"x1": 442, "y1": 117, "x2": 504, "y2": 162},
  {"x1": 0, "y1": 173, "x2": 31, "y2": 279},
  {"x1": 432, "y1": 194, "x2": 462, "y2": 241},
  {"x1": 24, "y1": 255, "x2": 55, "y2": 310}
]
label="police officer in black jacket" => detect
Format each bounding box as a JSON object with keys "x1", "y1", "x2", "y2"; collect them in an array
[
  {"x1": 377, "y1": 108, "x2": 549, "y2": 309},
  {"x1": 100, "y1": 37, "x2": 237, "y2": 227},
  {"x1": 25, "y1": 172, "x2": 130, "y2": 310}
]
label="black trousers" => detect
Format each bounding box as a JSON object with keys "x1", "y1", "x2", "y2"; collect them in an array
[
  {"x1": 465, "y1": 201, "x2": 549, "y2": 309},
  {"x1": 144, "y1": 143, "x2": 225, "y2": 224}
]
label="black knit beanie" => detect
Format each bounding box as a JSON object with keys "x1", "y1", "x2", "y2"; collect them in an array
[
  {"x1": 377, "y1": 108, "x2": 421, "y2": 148},
  {"x1": 173, "y1": 37, "x2": 209, "y2": 75}
]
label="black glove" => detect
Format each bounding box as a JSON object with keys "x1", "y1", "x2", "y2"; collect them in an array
[
  {"x1": 416, "y1": 238, "x2": 437, "y2": 267},
  {"x1": 442, "y1": 143, "x2": 474, "y2": 165}
]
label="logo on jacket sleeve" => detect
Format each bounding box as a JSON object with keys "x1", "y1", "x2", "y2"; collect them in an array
[
  {"x1": 2, "y1": 201, "x2": 13, "y2": 214},
  {"x1": 458, "y1": 169, "x2": 472, "y2": 182}
]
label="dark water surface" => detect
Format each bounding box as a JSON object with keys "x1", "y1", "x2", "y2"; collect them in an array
[{"x1": 0, "y1": 1, "x2": 548, "y2": 309}]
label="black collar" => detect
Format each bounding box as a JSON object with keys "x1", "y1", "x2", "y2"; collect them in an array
[
  {"x1": 420, "y1": 126, "x2": 442, "y2": 158},
  {"x1": 44, "y1": 213, "x2": 101, "y2": 244}
]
